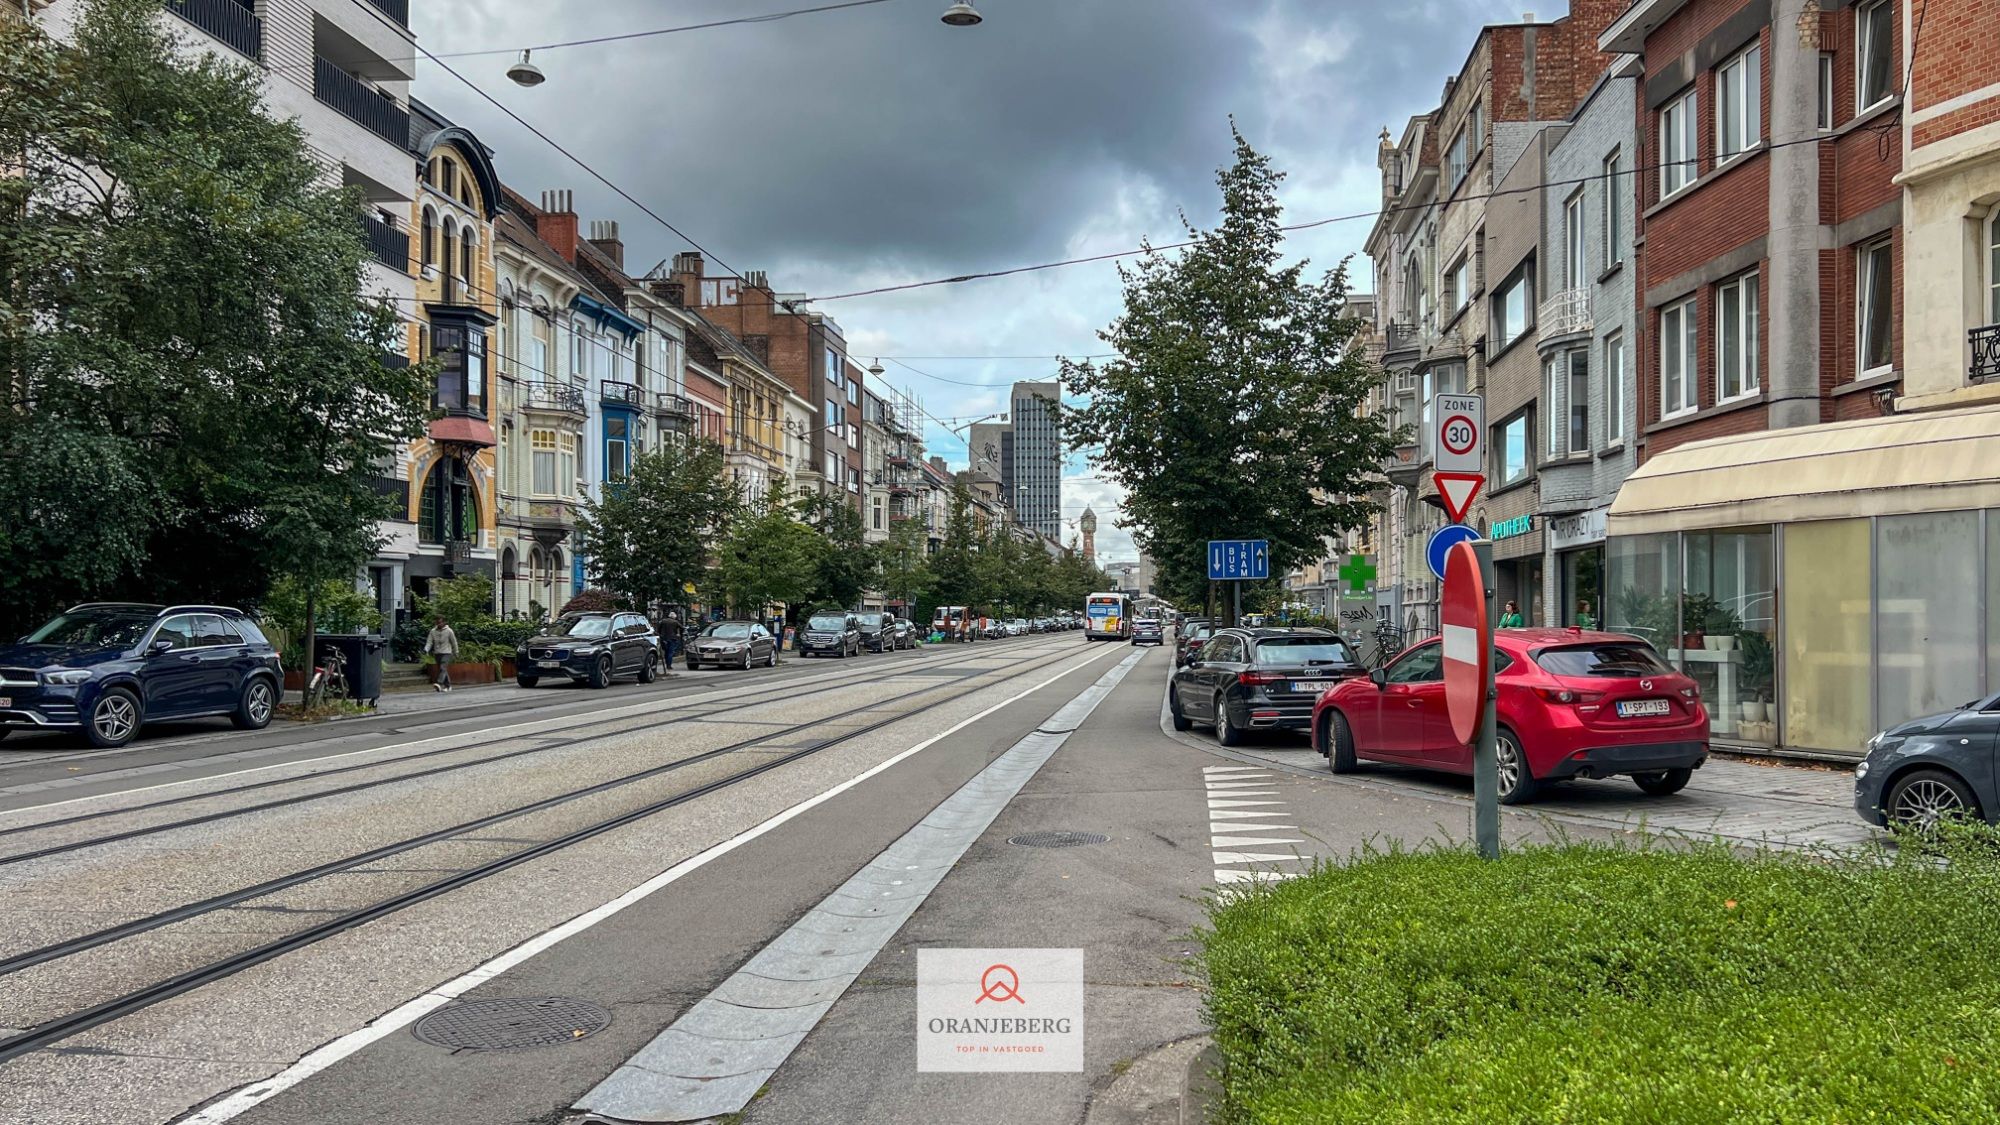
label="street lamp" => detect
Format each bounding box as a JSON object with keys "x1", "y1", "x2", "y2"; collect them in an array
[
  {"x1": 941, "y1": 1, "x2": 983, "y2": 27},
  {"x1": 507, "y1": 50, "x2": 546, "y2": 87},
  {"x1": 868, "y1": 359, "x2": 885, "y2": 378}
]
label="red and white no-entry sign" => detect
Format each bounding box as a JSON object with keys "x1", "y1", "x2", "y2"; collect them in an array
[{"x1": 1441, "y1": 540, "x2": 1491, "y2": 746}]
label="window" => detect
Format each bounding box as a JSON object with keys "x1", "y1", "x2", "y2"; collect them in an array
[
  {"x1": 1857, "y1": 0, "x2": 1893, "y2": 112},
  {"x1": 1661, "y1": 297, "x2": 1698, "y2": 415},
  {"x1": 825, "y1": 450, "x2": 838, "y2": 480},
  {"x1": 1659, "y1": 90, "x2": 1697, "y2": 198},
  {"x1": 531, "y1": 429, "x2": 557, "y2": 495},
  {"x1": 1497, "y1": 413, "x2": 1529, "y2": 485},
  {"x1": 826, "y1": 347, "x2": 841, "y2": 384},
  {"x1": 1568, "y1": 350, "x2": 1590, "y2": 454},
  {"x1": 194, "y1": 615, "x2": 242, "y2": 647},
  {"x1": 1716, "y1": 44, "x2": 1761, "y2": 161},
  {"x1": 1491, "y1": 267, "x2": 1531, "y2": 348},
  {"x1": 1818, "y1": 53, "x2": 1835, "y2": 130},
  {"x1": 606, "y1": 416, "x2": 629, "y2": 482},
  {"x1": 530, "y1": 321, "x2": 549, "y2": 382},
  {"x1": 152, "y1": 615, "x2": 198, "y2": 651},
  {"x1": 872, "y1": 495, "x2": 885, "y2": 531},
  {"x1": 1602, "y1": 150, "x2": 1625, "y2": 268},
  {"x1": 1987, "y1": 210, "x2": 1999, "y2": 325},
  {"x1": 1386, "y1": 642, "x2": 1443, "y2": 683},
  {"x1": 559, "y1": 432, "x2": 577, "y2": 496},
  {"x1": 1858, "y1": 236, "x2": 1894, "y2": 375},
  {"x1": 1447, "y1": 254, "x2": 1471, "y2": 312},
  {"x1": 571, "y1": 328, "x2": 586, "y2": 380},
  {"x1": 1604, "y1": 332, "x2": 1626, "y2": 445},
  {"x1": 1448, "y1": 127, "x2": 1470, "y2": 188},
  {"x1": 824, "y1": 398, "x2": 840, "y2": 438},
  {"x1": 1717, "y1": 271, "x2": 1760, "y2": 400},
  {"x1": 1563, "y1": 191, "x2": 1586, "y2": 288},
  {"x1": 1447, "y1": 103, "x2": 1480, "y2": 189},
  {"x1": 421, "y1": 207, "x2": 436, "y2": 269},
  {"x1": 1545, "y1": 357, "x2": 1560, "y2": 458}
]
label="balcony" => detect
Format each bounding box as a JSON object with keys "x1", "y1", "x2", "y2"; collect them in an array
[
  {"x1": 165, "y1": 0, "x2": 262, "y2": 59},
  {"x1": 363, "y1": 0, "x2": 409, "y2": 26},
  {"x1": 524, "y1": 383, "x2": 586, "y2": 417},
  {"x1": 1537, "y1": 288, "x2": 1592, "y2": 342},
  {"x1": 1973, "y1": 325, "x2": 2000, "y2": 384},
  {"x1": 313, "y1": 56, "x2": 410, "y2": 146},
  {"x1": 600, "y1": 380, "x2": 642, "y2": 408},
  {"x1": 653, "y1": 391, "x2": 695, "y2": 419},
  {"x1": 360, "y1": 211, "x2": 408, "y2": 274},
  {"x1": 1383, "y1": 321, "x2": 1421, "y2": 358},
  {"x1": 523, "y1": 499, "x2": 575, "y2": 543}
]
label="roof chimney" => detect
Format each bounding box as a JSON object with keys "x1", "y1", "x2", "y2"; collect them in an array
[
  {"x1": 587, "y1": 219, "x2": 624, "y2": 269},
  {"x1": 535, "y1": 189, "x2": 578, "y2": 263},
  {"x1": 744, "y1": 270, "x2": 768, "y2": 290}
]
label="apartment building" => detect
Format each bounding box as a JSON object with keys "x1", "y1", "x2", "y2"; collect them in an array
[{"x1": 1010, "y1": 381, "x2": 1063, "y2": 540}]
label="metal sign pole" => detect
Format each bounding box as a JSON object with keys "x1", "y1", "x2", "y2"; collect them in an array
[
  {"x1": 1472, "y1": 539, "x2": 1500, "y2": 859},
  {"x1": 1232, "y1": 581, "x2": 1241, "y2": 627}
]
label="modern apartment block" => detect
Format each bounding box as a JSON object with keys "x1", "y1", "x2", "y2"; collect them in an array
[{"x1": 1009, "y1": 380, "x2": 1063, "y2": 539}]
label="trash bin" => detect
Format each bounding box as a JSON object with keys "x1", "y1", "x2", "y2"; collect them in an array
[{"x1": 312, "y1": 633, "x2": 387, "y2": 706}]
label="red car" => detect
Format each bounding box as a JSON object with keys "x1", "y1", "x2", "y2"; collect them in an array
[{"x1": 1309, "y1": 628, "x2": 1709, "y2": 803}]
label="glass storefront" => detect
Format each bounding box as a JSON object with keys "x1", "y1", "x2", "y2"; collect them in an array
[
  {"x1": 1782, "y1": 520, "x2": 1869, "y2": 754},
  {"x1": 1496, "y1": 557, "x2": 1543, "y2": 626},
  {"x1": 1681, "y1": 528, "x2": 1774, "y2": 742},
  {"x1": 1560, "y1": 547, "x2": 1603, "y2": 629}
]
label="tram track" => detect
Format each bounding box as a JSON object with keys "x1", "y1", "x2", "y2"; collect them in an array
[{"x1": 0, "y1": 638, "x2": 1110, "y2": 1065}]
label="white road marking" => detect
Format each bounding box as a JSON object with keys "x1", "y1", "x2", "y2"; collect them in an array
[
  {"x1": 1207, "y1": 809, "x2": 1291, "y2": 820},
  {"x1": 1212, "y1": 851, "x2": 1306, "y2": 865},
  {"x1": 1204, "y1": 764, "x2": 1314, "y2": 886},
  {"x1": 173, "y1": 642, "x2": 1128, "y2": 1125},
  {"x1": 1209, "y1": 835, "x2": 1306, "y2": 848},
  {"x1": 1207, "y1": 798, "x2": 1283, "y2": 808},
  {"x1": 1214, "y1": 869, "x2": 1301, "y2": 884}
]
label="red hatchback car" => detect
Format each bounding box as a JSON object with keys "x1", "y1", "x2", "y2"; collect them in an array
[{"x1": 1309, "y1": 628, "x2": 1709, "y2": 804}]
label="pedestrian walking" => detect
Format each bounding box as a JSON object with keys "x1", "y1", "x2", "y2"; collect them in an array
[
  {"x1": 662, "y1": 612, "x2": 683, "y2": 664},
  {"x1": 1499, "y1": 600, "x2": 1523, "y2": 628},
  {"x1": 425, "y1": 615, "x2": 458, "y2": 692}
]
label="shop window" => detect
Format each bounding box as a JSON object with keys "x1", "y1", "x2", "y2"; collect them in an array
[
  {"x1": 1606, "y1": 533, "x2": 1680, "y2": 648},
  {"x1": 1561, "y1": 548, "x2": 1602, "y2": 629},
  {"x1": 1715, "y1": 43, "x2": 1761, "y2": 162},
  {"x1": 1682, "y1": 528, "x2": 1776, "y2": 743},
  {"x1": 1659, "y1": 89, "x2": 1697, "y2": 199},
  {"x1": 1717, "y1": 271, "x2": 1760, "y2": 401},
  {"x1": 1856, "y1": 0, "x2": 1893, "y2": 112},
  {"x1": 1783, "y1": 519, "x2": 1872, "y2": 753},
  {"x1": 1879, "y1": 512, "x2": 1981, "y2": 731},
  {"x1": 1661, "y1": 298, "x2": 1698, "y2": 416},
  {"x1": 1858, "y1": 237, "x2": 1894, "y2": 376}
]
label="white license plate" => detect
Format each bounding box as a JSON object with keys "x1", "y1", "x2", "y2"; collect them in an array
[
  {"x1": 0, "y1": 697, "x2": 9, "y2": 708},
  {"x1": 1290, "y1": 681, "x2": 1332, "y2": 694},
  {"x1": 538, "y1": 660, "x2": 562, "y2": 669},
  {"x1": 1617, "y1": 699, "x2": 1672, "y2": 717}
]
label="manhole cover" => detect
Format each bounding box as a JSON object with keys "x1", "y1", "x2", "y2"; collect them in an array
[
  {"x1": 1008, "y1": 831, "x2": 1110, "y2": 849},
  {"x1": 412, "y1": 997, "x2": 610, "y2": 1050}
]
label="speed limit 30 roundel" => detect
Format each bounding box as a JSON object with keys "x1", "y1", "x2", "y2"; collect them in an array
[
  {"x1": 1441, "y1": 540, "x2": 1490, "y2": 746},
  {"x1": 1440, "y1": 415, "x2": 1477, "y2": 457}
]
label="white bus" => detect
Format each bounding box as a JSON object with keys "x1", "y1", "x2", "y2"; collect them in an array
[{"x1": 1084, "y1": 592, "x2": 1132, "y2": 641}]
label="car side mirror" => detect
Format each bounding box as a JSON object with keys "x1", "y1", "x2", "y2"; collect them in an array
[
  {"x1": 149, "y1": 639, "x2": 175, "y2": 655},
  {"x1": 1369, "y1": 668, "x2": 1388, "y2": 689}
]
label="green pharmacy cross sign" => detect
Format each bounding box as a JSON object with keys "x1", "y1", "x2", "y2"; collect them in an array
[{"x1": 1338, "y1": 554, "x2": 1377, "y2": 597}]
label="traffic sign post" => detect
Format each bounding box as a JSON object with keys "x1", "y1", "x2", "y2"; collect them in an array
[
  {"x1": 1425, "y1": 523, "x2": 1482, "y2": 580},
  {"x1": 1432, "y1": 393, "x2": 1484, "y2": 474},
  {"x1": 1208, "y1": 539, "x2": 1271, "y2": 626},
  {"x1": 1442, "y1": 538, "x2": 1500, "y2": 859},
  {"x1": 1433, "y1": 472, "x2": 1484, "y2": 524}
]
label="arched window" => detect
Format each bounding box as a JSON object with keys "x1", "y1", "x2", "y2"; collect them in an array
[
  {"x1": 441, "y1": 159, "x2": 456, "y2": 199},
  {"x1": 457, "y1": 169, "x2": 473, "y2": 207},
  {"x1": 460, "y1": 229, "x2": 475, "y2": 290},
  {"x1": 441, "y1": 218, "x2": 458, "y2": 301},
  {"x1": 421, "y1": 206, "x2": 437, "y2": 269}
]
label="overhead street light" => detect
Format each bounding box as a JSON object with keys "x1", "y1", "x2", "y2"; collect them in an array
[
  {"x1": 941, "y1": 1, "x2": 983, "y2": 27},
  {"x1": 506, "y1": 50, "x2": 546, "y2": 87}
]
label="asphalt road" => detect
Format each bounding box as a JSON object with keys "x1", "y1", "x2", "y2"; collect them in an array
[{"x1": 0, "y1": 634, "x2": 1865, "y2": 1125}]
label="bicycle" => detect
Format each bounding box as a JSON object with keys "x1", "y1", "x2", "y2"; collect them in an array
[{"x1": 304, "y1": 646, "x2": 349, "y2": 709}]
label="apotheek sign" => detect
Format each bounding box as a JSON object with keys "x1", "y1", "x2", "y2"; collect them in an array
[{"x1": 1548, "y1": 508, "x2": 1608, "y2": 551}]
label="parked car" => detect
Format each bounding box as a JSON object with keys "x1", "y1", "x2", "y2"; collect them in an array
[
  {"x1": 686, "y1": 621, "x2": 778, "y2": 670},
  {"x1": 1174, "y1": 619, "x2": 1214, "y2": 667},
  {"x1": 799, "y1": 612, "x2": 862, "y2": 658},
  {"x1": 1309, "y1": 629, "x2": 1709, "y2": 804},
  {"x1": 889, "y1": 618, "x2": 920, "y2": 650},
  {"x1": 518, "y1": 612, "x2": 661, "y2": 689},
  {"x1": 1169, "y1": 628, "x2": 1363, "y2": 745},
  {"x1": 1853, "y1": 696, "x2": 2000, "y2": 830},
  {"x1": 0, "y1": 603, "x2": 282, "y2": 749},
  {"x1": 856, "y1": 612, "x2": 898, "y2": 653},
  {"x1": 1132, "y1": 619, "x2": 1165, "y2": 646},
  {"x1": 1010, "y1": 618, "x2": 1029, "y2": 637}
]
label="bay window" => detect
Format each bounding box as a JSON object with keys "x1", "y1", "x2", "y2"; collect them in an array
[{"x1": 531, "y1": 429, "x2": 557, "y2": 495}]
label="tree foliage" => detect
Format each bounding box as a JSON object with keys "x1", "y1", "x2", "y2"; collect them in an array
[
  {"x1": 795, "y1": 490, "x2": 869, "y2": 611},
  {"x1": 715, "y1": 480, "x2": 822, "y2": 617},
  {"x1": 0, "y1": 0, "x2": 431, "y2": 633},
  {"x1": 874, "y1": 510, "x2": 933, "y2": 613},
  {"x1": 573, "y1": 438, "x2": 737, "y2": 612},
  {"x1": 1059, "y1": 127, "x2": 1400, "y2": 609}
]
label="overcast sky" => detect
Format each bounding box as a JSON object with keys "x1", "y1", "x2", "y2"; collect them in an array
[{"x1": 413, "y1": 0, "x2": 1538, "y2": 563}]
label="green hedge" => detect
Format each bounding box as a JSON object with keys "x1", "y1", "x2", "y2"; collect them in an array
[{"x1": 1199, "y1": 836, "x2": 2000, "y2": 1124}]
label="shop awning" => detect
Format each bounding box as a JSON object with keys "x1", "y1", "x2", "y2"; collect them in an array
[{"x1": 1608, "y1": 405, "x2": 2000, "y2": 535}]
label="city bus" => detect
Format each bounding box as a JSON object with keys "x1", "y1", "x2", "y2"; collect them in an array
[{"x1": 1084, "y1": 592, "x2": 1132, "y2": 641}]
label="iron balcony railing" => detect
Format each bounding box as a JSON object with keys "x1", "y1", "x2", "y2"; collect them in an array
[
  {"x1": 360, "y1": 212, "x2": 408, "y2": 273},
  {"x1": 364, "y1": 0, "x2": 409, "y2": 26},
  {"x1": 1383, "y1": 321, "x2": 1421, "y2": 354},
  {"x1": 1538, "y1": 288, "x2": 1592, "y2": 340},
  {"x1": 312, "y1": 56, "x2": 410, "y2": 146},
  {"x1": 600, "y1": 380, "x2": 642, "y2": 408},
  {"x1": 165, "y1": 0, "x2": 262, "y2": 59},
  {"x1": 1972, "y1": 324, "x2": 2000, "y2": 384},
  {"x1": 525, "y1": 383, "x2": 586, "y2": 415},
  {"x1": 653, "y1": 391, "x2": 695, "y2": 418}
]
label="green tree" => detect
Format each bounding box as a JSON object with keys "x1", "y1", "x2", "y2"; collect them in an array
[
  {"x1": 0, "y1": 0, "x2": 431, "y2": 635},
  {"x1": 929, "y1": 483, "x2": 981, "y2": 608},
  {"x1": 573, "y1": 438, "x2": 737, "y2": 612},
  {"x1": 875, "y1": 510, "x2": 933, "y2": 616},
  {"x1": 1059, "y1": 126, "x2": 1399, "y2": 617},
  {"x1": 716, "y1": 481, "x2": 821, "y2": 619},
  {"x1": 796, "y1": 491, "x2": 869, "y2": 610}
]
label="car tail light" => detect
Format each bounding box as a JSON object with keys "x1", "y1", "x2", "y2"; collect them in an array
[
  {"x1": 1237, "y1": 670, "x2": 1286, "y2": 686},
  {"x1": 1536, "y1": 688, "x2": 1604, "y2": 705},
  {"x1": 1680, "y1": 685, "x2": 1699, "y2": 700}
]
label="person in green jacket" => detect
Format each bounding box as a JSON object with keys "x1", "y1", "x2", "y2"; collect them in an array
[
  {"x1": 1499, "y1": 600, "x2": 1524, "y2": 628},
  {"x1": 1575, "y1": 599, "x2": 1597, "y2": 630}
]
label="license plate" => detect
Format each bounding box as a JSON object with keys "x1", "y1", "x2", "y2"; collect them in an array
[
  {"x1": 0, "y1": 697, "x2": 9, "y2": 708},
  {"x1": 1291, "y1": 681, "x2": 1331, "y2": 694},
  {"x1": 538, "y1": 660, "x2": 562, "y2": 669},
  {"x1": 1617, "y1": 699, "x2": 1672, "y2": 717}
]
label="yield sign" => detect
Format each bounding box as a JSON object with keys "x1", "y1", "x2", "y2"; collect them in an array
[
  {"x1": 1433, "y1": 472, "x2": 1484, "y2": 524},
  {"x1": 1441, "y1": 540, "x2": 1491, "y2": 746}
]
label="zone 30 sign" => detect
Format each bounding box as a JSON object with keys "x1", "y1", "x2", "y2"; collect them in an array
[{"x1": 1432, "y1": 393, "x2": 1484, "y2": 474}]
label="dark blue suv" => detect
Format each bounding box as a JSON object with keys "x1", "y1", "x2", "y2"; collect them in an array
[{"x1": 0, "y1": 603, "x2": 283, "y2": 748}]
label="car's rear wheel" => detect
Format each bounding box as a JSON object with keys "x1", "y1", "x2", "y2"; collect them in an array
[
  {"x1": 1496, "y1": 728, "x2": 1539, "y2": 805},
  {"x1": 231, "y1": 678, "x2": 276, "y2": 730},
  {"x1": 1215, "y1": 692, "x2": 1244, "y2": 747},
  {"x1": 767, "y1": 646, "x2": 779, "y2": 667},
  {"x1": 1632, "y1": 767, "x2": 1693, "y2": 796},
  {"x1": 588, "y1": 654, "x2": 613, "y2": 689},
  {"x1": 516, "y1": 675, "x2": 538, "y2": 688},
  {"x1": 1168, "y1": 687, "x2": 1192, "y2": 731},
  {"x1": 86, "y1": 687, "x2": 141, "y2": 749},
  {"x1": 639, "y1": 653, "x2": 661, "y2": 684},
  {"x1": 1325, "y1": 711, "x2": 1358, "y2": 774},
  {"x1": 1886, "y1": 768, "x2": 1981, "y2": 832}
]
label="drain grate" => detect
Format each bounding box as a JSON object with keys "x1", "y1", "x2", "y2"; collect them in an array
[
  {"x1": 412, "y1": 996, "x2": 610, "y2": 1051},
  {"x1": 1008, "y1": 831, "x2": 1110, "y2": 849}
]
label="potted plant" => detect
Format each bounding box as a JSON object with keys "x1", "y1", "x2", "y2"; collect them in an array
[
  {"x1": 1703, "y1": 604, "x2": 1742, "y2": 651},
  {"x1": 1676, "y1": 593, "x2": 1718, "y2": 652},
  {"x1": 1738, "y1": 630, "x2": 1774, "y2": 729}
]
